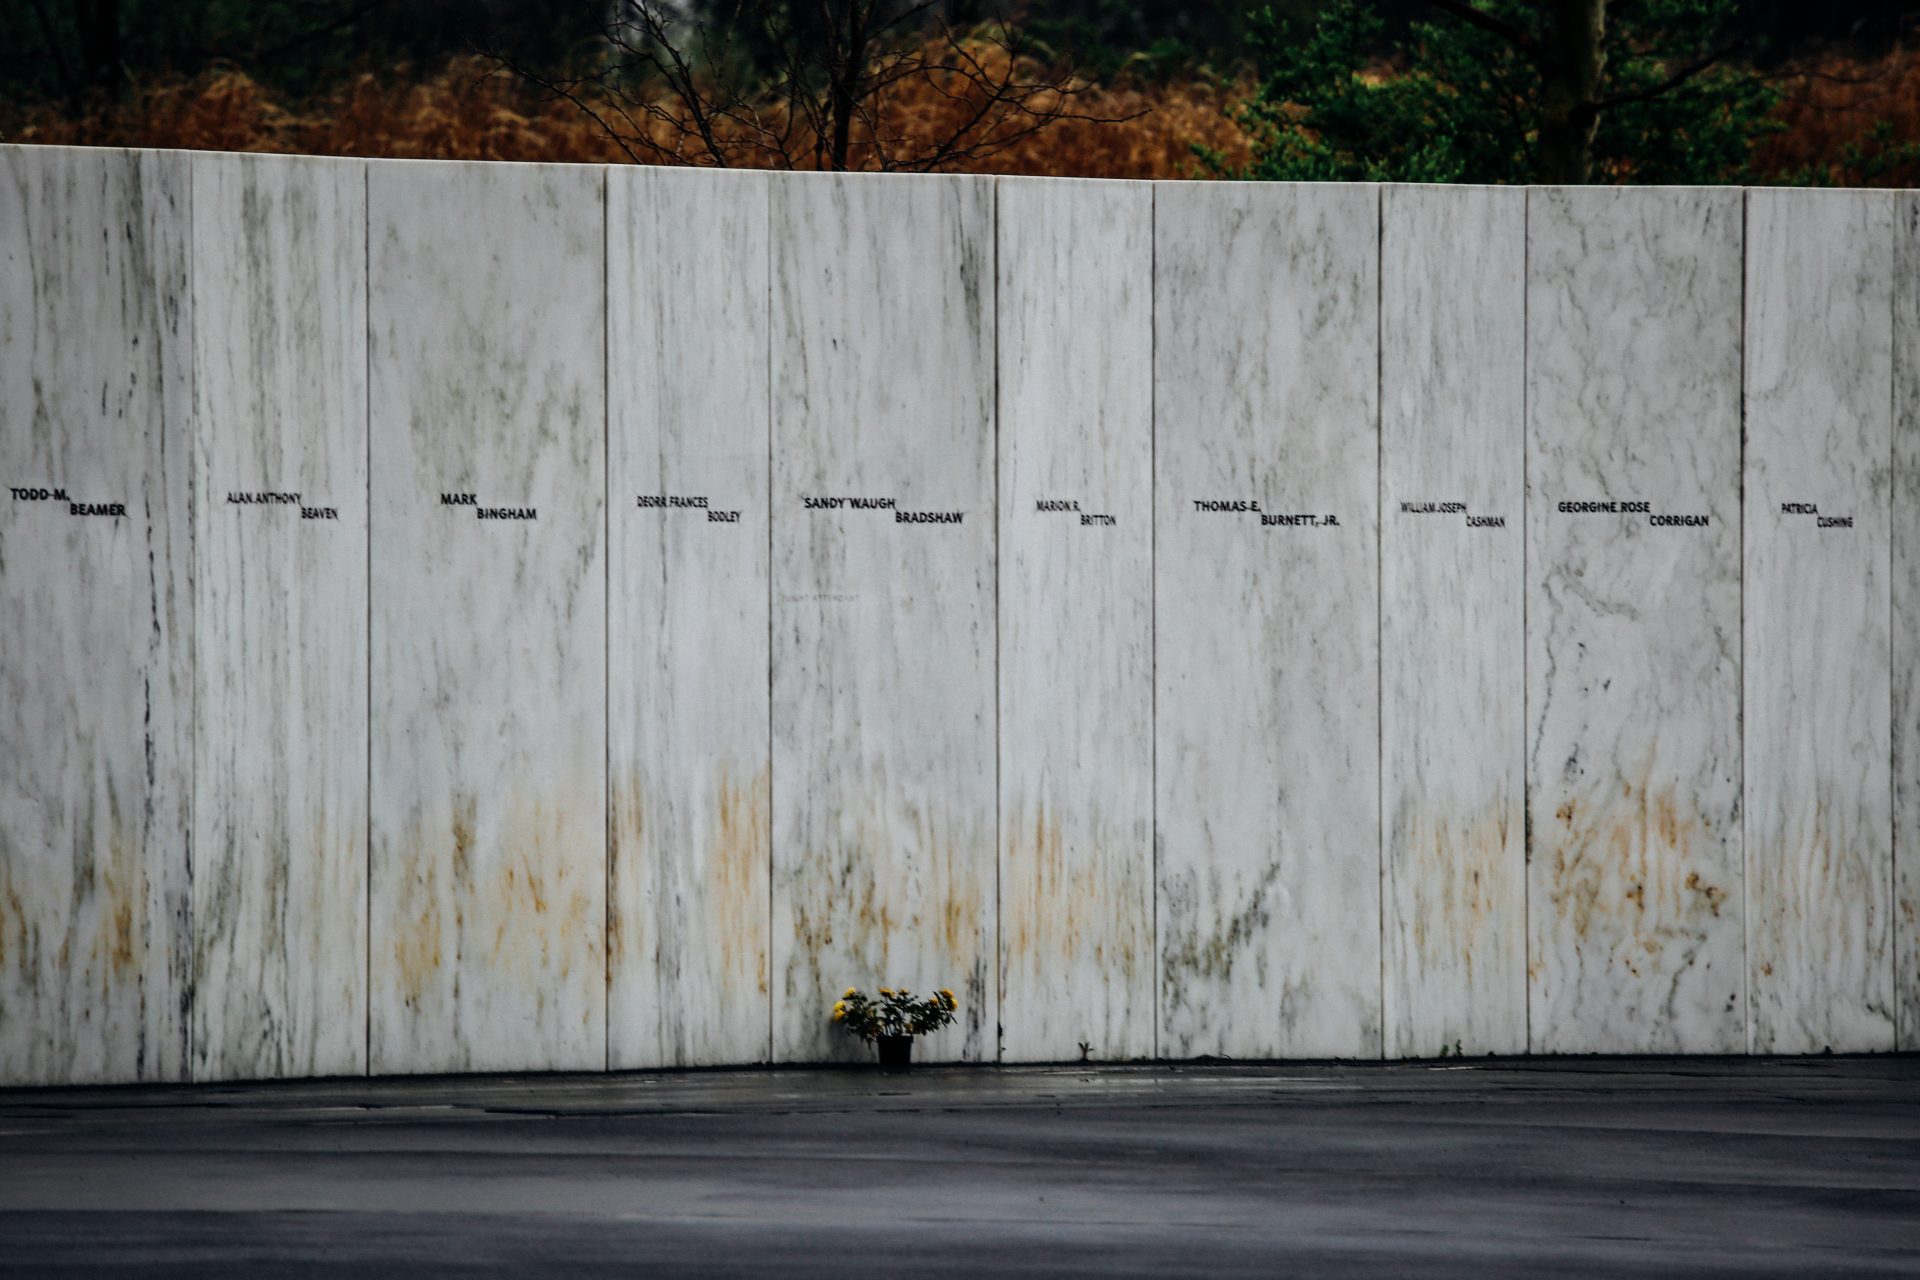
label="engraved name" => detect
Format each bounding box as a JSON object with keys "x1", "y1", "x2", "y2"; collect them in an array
[
  {"x1": 804, "y1": 496, "x2": 896, "y2": 510},
  {"x1": 1559, "y1": 500, "x2": 1652, "y2": 514},
  {"x1": 1196, "y1": 498, "x2": 1342, "y2": 528},
  {"x1": 1402, "y1": 500, "x2": 1503, "y2": 526},
  {"x1": 1260, "y1": 512, "x2": 1339, "y2": 527},
  {"x1": 8, "y1": 485, "x2": 120, "y2": 516},
  {"x1": 1560, "y1": 498, "x2": 1705, "y2": 527},
  {"x1": 1782, "y1": 502, "x2": 1853, "y2": 529},
  {"x1": 443, "y1": 492, "x2": 534, "y2": 520}
]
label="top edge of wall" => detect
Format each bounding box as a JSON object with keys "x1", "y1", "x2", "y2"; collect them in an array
[{"x1": 1, "y1": 143, "x2": 1909, "y2": 195}]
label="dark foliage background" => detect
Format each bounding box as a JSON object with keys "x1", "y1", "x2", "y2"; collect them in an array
[{"x1": 3, "y1": 1, "x2": 1919, "y2": 182}]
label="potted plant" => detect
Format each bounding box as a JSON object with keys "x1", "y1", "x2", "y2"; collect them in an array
[{"x1": 832, "y1": 986, "x2": 958, "y2": 1070}]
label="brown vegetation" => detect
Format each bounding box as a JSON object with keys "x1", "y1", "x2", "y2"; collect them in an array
[
  {"x1": 1753, "y1": 51, "x2": 1920, "y2": 186},
  {"x1": 1, "y1": 54, "x2": 1250, "y2": 179},
  {"x1": 10, "y1": 44, "x2": 1920, "y2": 185}
]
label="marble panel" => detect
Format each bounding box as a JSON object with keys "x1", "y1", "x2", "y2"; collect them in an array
[
  {"x1": 0, "y1": 146, "x2": 194, "y2": 1086},
  {"x1": 367, "y1": 159, "x2": 606, "y2": 1075},
  {"x1": 1744, "y1": 189, "x2": 1895, "y2": 1054},
  {"x1": 1526, "y1": 187, "x2": 1744, "y2": 1054},
  {"x1": 996, "y1": 176, "x2": 1153, "y2": 1063},
  {"x1": 1154, "y1": 181, "x2": 1381, "y2": 1060},
  {"x1": 1891, "y1": 193, "x2": 1920, "y2": 1052},
  {"x1": 1379, "y1": 184, "x2": 1526, "y2": 1060},
  {"x1": 608, "y1": 166, "x2": 771, "y2": 1069},
  {"x1": 769, "y1": 172, "x2": 996, "y2": 1063},
  {"x1": 190, "y1": 152, "x2": 368, "y2": 1082}
]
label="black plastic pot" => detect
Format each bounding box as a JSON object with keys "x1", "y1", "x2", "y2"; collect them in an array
[{"x1": 876, "y1": 1034, "x2": 913, "y2": 1071}]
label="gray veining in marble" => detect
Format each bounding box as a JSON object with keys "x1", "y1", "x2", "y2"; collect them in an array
[
  {"x1": 1526, "y1": 186, "x2": 1745, "y2": 1054},
  {"x1": 0, "y1": 146, "x2": 194, "y2": 1085},
  {"x1": 770, "y1": 172, "x2": 996, "y2": 1063},
  {"x1": 1380, "y1": 184, "x2": 1526, "y2": 1059},
  {"x1": 367, "y1": 159, "x2": 606, "y2": 1075},
  {"x1": 1154, "y1": 181, "x2": 1382, "y2": 1060},
  {"x1": 12, "y1": 143, "x2": 1920, "y2": 1082},
  {"x1": 1745, "y1": 189, "x2": 1895, "y2": 1054},
  {"x1": 190, "y1": 152, "x2": 368, "y2": 1081},
  {"x1": 996, "y1": 176, "x2": 1153, "y2": 1063},
  {"x1": 1892, "y1": 193, "x2": 1920, "y2": 1052},
  {"x1": 608, "y1": 166, "x2": 771, "y2": 1069}
]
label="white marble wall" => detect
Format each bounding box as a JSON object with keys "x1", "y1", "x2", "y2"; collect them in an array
[
  {"x1": 997, "y1": 177, "x2": 1154, "y2": 1063},
  {"x1": 608, "y1": 166, "x2": 771, "y2": 1069},
  {"x1": 366, "y1": 159, "x2": 607, "y2": 1075},
  {"x1": 1380, "y1": 184, "x2": 1527, "y2": 1059},
  {"x1": 1526, "y1": 187, "x2": 1746, "y2": 1054},
  {"x1": 13, "y1": 146, "x2": 1920, "y2": 1083},
  {"x1": 0, "y1": 147, "x2": 194, "y2": 1087},
  {"x1": 191, "y1": 153, "x2": 368, "y2": 1081},
  {"x1": 769, "y1": 172, "x2": 997, "y2": 1063},
  {"x1": 1154, "y1": 182, "x2": 1381, "y2": 1060},
  {"x1": 1744, "y1": 190, "x2": 1895, "y2": 1054},
  {"x1": 1893, "y1": 193, "x2": 1920, "y2": 1053}
]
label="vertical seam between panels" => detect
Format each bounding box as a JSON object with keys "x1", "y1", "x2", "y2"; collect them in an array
[
  {"x1": 992, "y1": 178, "x2": 1004, "y2": 1063},
  {"x1": 1375, "y1": 186, "x2": 1386, "y2": 1062},
  {"x1": 603, "y1": 168, "x2": 612, "y2": 1074},
  {"x1": 1891, "y1": 194, "x2": 1902, "y2": 1052},
  {"x1": 1522, "y1": 186, "x2": 1532, "y2": 1057},
  {"x1": 185, "y1": 154, "x2": 198, "y2": 1083},
  {"x1": 766, "y1": 179, "x2": 776, "y2": 1066},
  {"x1": 1149, "y1": 186, "x2": 1160, "y2": 1063},
  {"x1": 1744, "y1": 188, "x2": 1755, "y2": 1052},
  {"x1": 363, "y1": 161, "x2": 373, "y2": 1078}
]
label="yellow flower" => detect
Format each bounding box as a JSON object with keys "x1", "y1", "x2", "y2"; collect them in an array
[
  {"x1": 843, "y1": 987, "x2": 857, "y2": 999},
  {"x1": 879, "y1": 987, "x2": 894, "y2": 997},
  {"x1": 940, "y1": 988, "x2": 956, "y2": 1006}
]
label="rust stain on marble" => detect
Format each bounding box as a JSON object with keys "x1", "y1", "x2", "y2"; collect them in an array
[
  {"x1": 1392, "y1": 801, "x2": 1515, "y2": 981},
  {"x1": 708, "y1": 764, "x2": 771, "y2": 996},
  {"x1": 387, "y1": 785, "x2": 602, "y2": 1008},
  {"x1": 610, "y1": 760, "x2": 770, "y2": 1008},
  {"x1": 1002, "y1": 803, "x2": 1147, "y2": 979},
  {"x1": 1541, "y1": 767, "x2": 1727, "y2": 980},
  {"x1": 780, "y1": 792, "x2": 993, "y2": 1055}
]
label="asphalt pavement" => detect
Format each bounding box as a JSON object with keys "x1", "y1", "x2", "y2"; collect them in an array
[{"x1": 1, "y1": 1056, "x2": 1916, "y2": 1276}]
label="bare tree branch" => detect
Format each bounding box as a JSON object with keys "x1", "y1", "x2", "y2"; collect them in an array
[
  {"x1": 1593, "y1": 35, "x2": 1749, "y2": 111},
  {"x1": 1424, "y1": 0, "x2": 1538, "y2": 60},
  {"x1": 481, "y1": 1, "x2": 1138, "y2": 174},
  {"x1": 481, "y1": 51, "x2": 648, "y2": 163}
]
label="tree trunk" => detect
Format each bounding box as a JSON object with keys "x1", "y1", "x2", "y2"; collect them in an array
[
  {"x1": 1535, "y1": 0, "x2": 1606, "y2": 183},
  {"x1": 74, "y1": 0, "x2": 125, "y2": 99},
  {"x1": 824, "y1": 1, "x2": 875, "y2": 171}
]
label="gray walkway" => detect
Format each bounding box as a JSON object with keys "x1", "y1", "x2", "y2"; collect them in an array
[{"x1": 1, "y1": 1058, "x2": 1916, "y2": 1276}]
